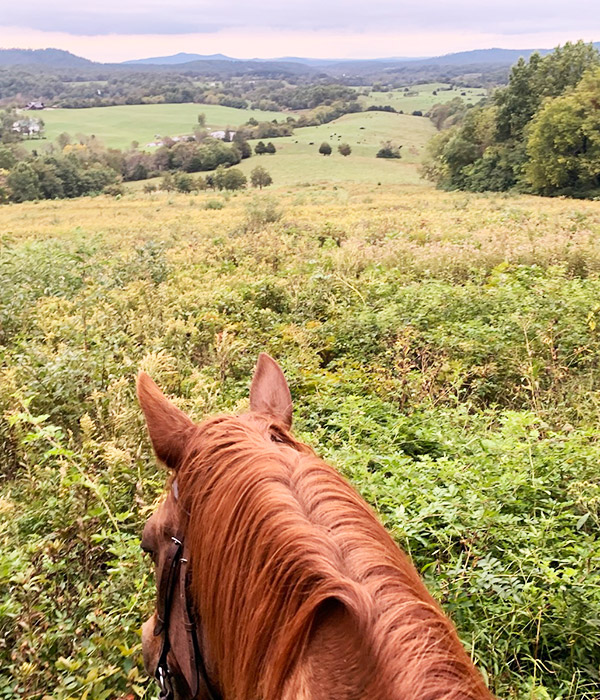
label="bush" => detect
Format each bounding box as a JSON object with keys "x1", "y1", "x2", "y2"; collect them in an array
[
  {"x1": 319, "y1": 142, "x2": 332, "y2": 156},
  {"x1": 376, "y1": 141, "x2": 402, "y2": 159},
  {"x1": 103, "y1": 183, "x2": 124, "y2": 197}
]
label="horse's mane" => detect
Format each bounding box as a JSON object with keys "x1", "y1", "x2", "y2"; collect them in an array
[{"x1": 176, "y1": 413, "x2": 490, "y2": 700}]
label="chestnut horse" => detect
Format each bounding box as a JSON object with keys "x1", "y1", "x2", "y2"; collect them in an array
[{"x1": 138, "y1": 354, "x2": 493, "y2": 700}]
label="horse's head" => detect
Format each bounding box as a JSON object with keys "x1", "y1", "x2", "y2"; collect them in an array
[{"x1": 137, "y1": 354, "x2": 292, "y2": 699}]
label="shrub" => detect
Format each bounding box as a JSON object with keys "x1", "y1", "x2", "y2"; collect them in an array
[
  {"x1": 376, "y1": 141, "x2": 402, "y2": 159},
  {"x1": 103, "y1": 183, "x2": 125, "y2": 197}
]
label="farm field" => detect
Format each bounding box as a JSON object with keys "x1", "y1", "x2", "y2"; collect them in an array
[
  {"x1": 238, "y1": 111, "x2": 436, "y2": 185},
  {"x1": 19, "y1": 102, "x2": 289, "y2": 150},
  {"x1": 123, "y1": 111, "x2": 437, "y2": 190},
  {"x1": 1, "y1": 185, "x2": 600, "y2": 699},
  {"x1": 358, "y1": 82, "x2": 487, "y2": 113}
]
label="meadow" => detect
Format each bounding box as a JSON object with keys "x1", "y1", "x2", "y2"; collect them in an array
[
  {"x1": 123, "y1": 111, "x2": 437, "y2": 190},
  {"x1": 1, "y1": 184, "x2": 600, "y2": 700},
  {"x1": 239, "y1": 111, "x2": 436, "y2": 185},
  {"x1": 358, "y1": 82, "x2": 487, "y2": 113},
  {"x1": 20, "y1": 103, "x2": 288, "y2": 150}
]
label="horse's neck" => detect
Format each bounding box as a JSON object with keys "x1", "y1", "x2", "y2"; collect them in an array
[{"x1": 282, "y1": 600, "x2": 373, "y2": 700}]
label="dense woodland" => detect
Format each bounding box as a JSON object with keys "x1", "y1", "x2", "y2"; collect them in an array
[{"x1": 424, "y1": 42, "x2": 600, "y2": 197}]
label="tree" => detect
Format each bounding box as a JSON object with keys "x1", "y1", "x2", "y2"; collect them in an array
[
  {"x1": 0, "y1": 146, "x2": 17, "y2": 170},
  {"x1": 160, "y1": 172, "x2": 175, "y2": 191},
  {"x1": 197, "y1": 113, "x2": 206, "y2": 128},
  {"x1": 235, "y1": 139, "x2": 252, "y2": 159},
  {"x1": 6, "y1": 162, "x2": 41, "y2": 202},
  {"x1": 338, "y1": 143, "x2": 351, "y2": 156},
  {"x1": 255, "y1": 141, "x2": 267, "y2": 155},
  {"x1": 319, "y1": 142, "x2": 332, "y2": 156},
  {"x1": 495, "y1": 41, "x2": 600, "y2": 142},
  {"x1": 250, "y1": 166, "x2": 273, "y2": 189},
  {"x1": 222, "y1": 168, "x2": 247, "y2": 191},
  {"x1": 376, "y1": 141, "x2": 402, "y2": 159},
  {"x1": 526, "y1": 67, "x2": 600, "y2": 195},
  {"x1": 173, "y1": 171, "x2": 195, "y2": 193},
  {"x1": 57, "y1": 132, "x2": 71, "y2": 150},
  {"x1": 213, "y1": 165, "x2": 227, "y2": 190},
  {"x1": 265, "y1": 142, "x2": 276, "y2": 154}
]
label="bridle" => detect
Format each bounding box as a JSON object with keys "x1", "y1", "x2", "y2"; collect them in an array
[{"x1": 152, "y1": 480, "x2": 221, "y2": 700}]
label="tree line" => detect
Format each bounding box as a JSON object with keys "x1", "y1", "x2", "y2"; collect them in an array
[
  {"x1": 423, "y1": 42, "x2": 600, "y2": 198},
  {"x1": 0, "y1": 130, "x2": 256, "y2": 202},
  {"x1": 0, "y1": 69, "x2": 362, "y2": 116}
]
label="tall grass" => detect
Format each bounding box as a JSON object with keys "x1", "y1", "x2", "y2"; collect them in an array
[{"x1": 0, "y1": 185, "x2": 599, "y2": 699}]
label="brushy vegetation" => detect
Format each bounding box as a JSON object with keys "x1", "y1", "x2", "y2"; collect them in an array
[{"x1": 1, "y1": 186, "x2": 600, "y2": 699}]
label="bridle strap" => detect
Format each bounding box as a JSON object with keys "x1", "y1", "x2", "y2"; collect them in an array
[
  {"x1": 152, "y1": 482, "x2": 222, "y2": 700},
  {"x1": 154, "y1": 536, "x2": 183, "y2": 699},
  {"x1": 155, "y1": 536, "x2": 183, "y2": 637}
]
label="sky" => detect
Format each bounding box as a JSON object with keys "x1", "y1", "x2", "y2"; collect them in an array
[{"x1": 1, "y1": 0, "x2": 599, "y2": 62}]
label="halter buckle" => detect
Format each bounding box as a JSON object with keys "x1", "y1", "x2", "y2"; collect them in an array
[{"x1": 157, "y1": 664, "x2": 174, "y2": 699}]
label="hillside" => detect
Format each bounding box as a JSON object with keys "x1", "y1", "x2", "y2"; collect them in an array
[
  {"x1": 1, "y1": 185, "x2": 599, "y2": 699},
  {"x1": 0, "y1": 48, "x2": 94, "y2": 67},
  {"x1": 22, "y1": 102, "x2": 289, "y2": 150},
  {"x1": 236, "y1": 111, "x2": 436, "y2": 186}
]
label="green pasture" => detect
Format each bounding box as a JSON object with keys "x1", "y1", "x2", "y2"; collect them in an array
[
  {"x1": 22, "y1": 103, "x2": 288, "y2": 150},
  {"x1": 238, "y1": 111, "x2": 436, "y2": 186},
  {"x1": 358, "y1": 82, "x2": 487, "y2": 113}
]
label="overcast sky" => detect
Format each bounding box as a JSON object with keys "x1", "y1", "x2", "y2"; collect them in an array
[{"x1": 1, "y1": 0, "x2": 599, "y2": 61}]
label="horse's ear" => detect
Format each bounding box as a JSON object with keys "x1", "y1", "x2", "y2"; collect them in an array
[
  {"x1": 137, "y1": 371, "x2": 195, "y2": 470},
  {"x1": 249, "y1": 353, "x2": 293, "y2": 429}
]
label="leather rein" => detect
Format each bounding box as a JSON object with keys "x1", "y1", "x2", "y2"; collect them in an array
[{"x1": 153, "y1": 480, "x2": 221, "y2": 700}]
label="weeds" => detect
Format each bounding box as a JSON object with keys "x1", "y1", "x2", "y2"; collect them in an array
[{"x1": 1, "y1": 187, "x2": 599, "y2": 698}]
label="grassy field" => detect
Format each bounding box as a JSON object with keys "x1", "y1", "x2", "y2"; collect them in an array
[
  {"x1": 1, "y1": 184, "x2": 599, "y2": 699},
  {"x1": 358, "y1": 82, "x2": 487, "y2": 113},
  {"x1": 124, "y1": 111, "x2": 437, "y2": 189},
  {"x1": 241, "y1": 111, "x2": 435, "y2": 185},
  {"x1": 21, "y1": 102, "x2": 288, "y2": 150}
]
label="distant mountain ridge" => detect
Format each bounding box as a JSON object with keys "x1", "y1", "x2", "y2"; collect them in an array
[
  {"x1": 0, "y1": 48, "x2": 93, "y2": 67},
  {"x1": 117, "y1": 44, "x2": 600, "y2": 69},
  {"x1": 123, "y1": 52, "x2": 234, "y2": 65},
  {"x1": 1, "y1": 43, "x2": 599, "y2": 71}
]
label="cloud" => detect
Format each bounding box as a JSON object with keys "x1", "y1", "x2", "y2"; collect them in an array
[{"x1": 2, "y1": 0, "x2": 600, "y2": 37}]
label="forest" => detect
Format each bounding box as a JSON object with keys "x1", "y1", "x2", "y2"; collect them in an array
[{"x1": 424, "y1": 42, "x2": 600, "y2": 198}]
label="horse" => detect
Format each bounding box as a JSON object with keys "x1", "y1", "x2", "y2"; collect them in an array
[{"x1": 138, "y1": 353, "x2": 493, "y2": 700}]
